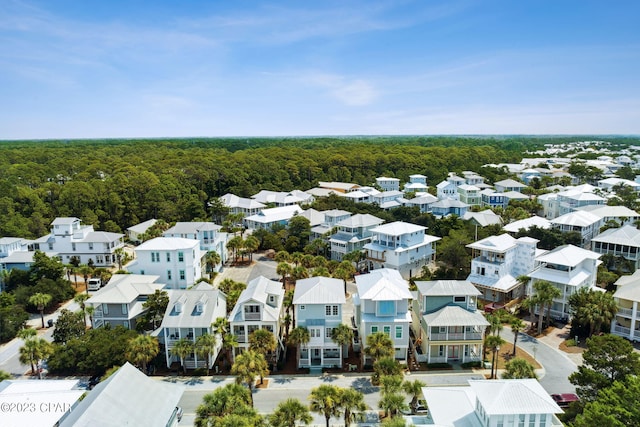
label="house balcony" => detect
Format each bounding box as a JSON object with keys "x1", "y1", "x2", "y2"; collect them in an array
[
  {"x1": 243, "y1": 313, "x2": 261, "y2": 321},
  {"x1": 618, "y1": 307, "x2": 634, "y2": 317},
  {"x1": 429, "y1": 332, "x2": 483, "y2": 341}
]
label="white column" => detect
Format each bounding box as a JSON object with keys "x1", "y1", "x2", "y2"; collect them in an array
[{"x1": 631, "y1": 302, "x2": 638, "y2": 341}]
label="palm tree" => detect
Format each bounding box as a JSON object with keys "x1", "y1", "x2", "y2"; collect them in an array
[
  {"x1": 249, "y1": 328, "x2": 277, "y2": 380},
  {"x1": 249, "y1": 328, "x2": 276, "y2": 354},
  {"x1": 277, "y1": 262, "x2": 293, "y2": 288},
  {"x1": 331, "y1": 323, "x2": 354, "y2": 359},
  {"x1": 380, "y1": 375, "x2": 404, "y2": 396},
  {"x1": 195, "y1": 333, "x2": 218, "y2": 375},
  {"x1": 532, "y1": 280, "x2": 561, "y2": 335},
  {"x1": 373, "y1": 357, "x2": 402, "y2": 385},
  {"x1": 364, "y1": 332, "x2": 395, "y2": 364},
  {"x1": 195, "y1": 383, "x2": 252, "y2": 424},
  {"x1": 289, "y1": 327, "x2": 310, "y2": 367},
  {"x1": 223, "y1": 334, "x2": 239, "y2": 366},
  {"x1": 274, "y1": 251, "x2": 291, "y2": 264},
  {"x1": 227, "y1": 236, "x2": 244, "y2": 263},
  {"x1": 126, "y1": 335, "x2": 159, "y2": 374},
  {"x1": 378, "y1": 392, "x2": 408, "y2": 419},
  {"x1": 338, "y1": 388, "x2": 366, "y2": 427},
  {"x1": 231, "y1": 350, "x2": 269, "y2": 407},
  {"x1": 502, "y1": 357, "x2": 537, "y2": 379},
  {"x1": 74, "y1": 293, "x2": 90, "y2": 327},
  {"x1": 485, "y1": 334, "x2": 505, "y2": 379},
  {"x1": 403, "y1": 379, "x2": 426, "y2": 414},
  {"x1": 19, "y1": 337, "x2": 53, "y2": 379},
  {"x1": 114, "y1": 247, "x2": 126, "y2": 270},
  {"x1": 590, "y1": 291, "x2": 618, "y2": 336},
  {"x1": 205, "y1": 251, "x2": 222, "y2": 276},
  {"x1": 243, "y1": 235, "x2": 260, "y2": 262},
  {"x1": 79, "y1": 264, "x2": 94, "y2": 295},
  {"x1": 309, "y1": 384, "x2": 341, "y2": 427},
  {"x1": 171, "y1": 338, "x2": 194, "y2": 374},
  {"x1": 268, "y1": 398, "x2": 313, "y2": 427},
  {"x1": 29, "y1": 293, "x2": 52, "y2": 328},
  {"x1": 510, "y1": 318, "x2": 525, "y2": 357}
]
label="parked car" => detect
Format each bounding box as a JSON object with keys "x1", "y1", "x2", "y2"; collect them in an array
[
  {"x1": 551, "y1": 393, "x2": 579, "y2": 408},
  {"x1": 87, "y1": 278, "x2": 102, "y2": 291}
]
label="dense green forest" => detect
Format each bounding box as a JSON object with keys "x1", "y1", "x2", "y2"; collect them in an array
[{"x1": 0, "y1": 135, "x2": 628, "y2": 238}]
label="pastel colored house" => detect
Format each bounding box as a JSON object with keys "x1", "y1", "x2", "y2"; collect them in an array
[
  {"x1": 159, "y1": 283, "x2": 227, "y2": 370},
  {"x1": 412, "y1": 280, "x2": 488, "y2": 364},
  {"x1": 364, "y1": 221, "x2": 441, "y2": 279},
  {"x1": 31, "y1": 217, "x2": 124, "y2": 267},
  {"x1": 87, "y1": 274, "x2": 165, "y2": 330},
  {"x1": 329, "y1": 214, "x2": 384, "y2": 261},
  {"x1": 228, "y1": 276, "x2": 285, "y2": 363},
  {"x1": 128, "y1": 237, "x2": 203, "y2": 289},
  {"x1": 611, "y1": 271, "x2": 640, "y2": 342},
  {"x1": 467, "y1": 234, "x2": 539, "y2": 303},
  {"x1": 293, "y1": 276, "x2": 346, "y2": 368},
  {"x1": 527, "y1": 244, "x2": 601, "y2": 321},
  {"x1": 354, "y1": 269, "x2": 412, "y2": 365}
]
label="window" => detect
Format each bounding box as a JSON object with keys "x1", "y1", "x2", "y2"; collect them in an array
[
  {"x1": 371, "y1": 326, "x2": 378, "y2": 334},
  {"x1": 179, "y1": 270, "x2": 185, "y2": 280},
  {"x1": 178, "y1": 252, "x2": 184, "y2": 262},
  {"x1": 167, "y1": 270, "x2": 172, "y2": 280},
  {"x1": 166, "y1": 253, "x2": 171, "y2": 262},
  {"x1": 383, "y1": 326, "x2": 391, "y2": 336},
  {"x1": 395, "y1": 326, "x2": 402, "y2": 339},
  {"x1": 378, "y1": 300, "x2": 395, "y2": 316},
  {"x1": 325, "y1": 305, "x2": 339, "y2": 316}
]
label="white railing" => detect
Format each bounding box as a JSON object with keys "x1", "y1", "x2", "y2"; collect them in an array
[{"x1": 618, "y1": 307, "x2": 633, "y2": 317}]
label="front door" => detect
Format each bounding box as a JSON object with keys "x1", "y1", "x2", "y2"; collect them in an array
[{"x1": 448, "y1": 345, "x2": 460, "y2": 360}]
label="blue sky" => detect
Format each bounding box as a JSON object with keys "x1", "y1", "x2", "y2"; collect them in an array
[{"x1": 1, "y1": 0, "x2": 639, "y2": 139}]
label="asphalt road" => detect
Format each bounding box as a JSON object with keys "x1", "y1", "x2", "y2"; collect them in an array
[{"x1": 501, "y1": 328, "x2": 578, "y2": 394}]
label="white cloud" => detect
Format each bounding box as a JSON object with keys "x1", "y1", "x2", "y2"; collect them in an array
[{"x1": 303, "y1": 73, "x2": 377, "y2": 106}]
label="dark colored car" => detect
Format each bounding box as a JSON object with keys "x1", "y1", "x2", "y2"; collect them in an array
[{"x1": 551, "y1": 393, "x2": 579, "y2": 408}]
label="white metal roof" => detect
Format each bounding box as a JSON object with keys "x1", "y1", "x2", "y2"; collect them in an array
[
  {"x1": 228, "y1": 276, "x2": 284, "y2": 323},
  {"x1": 503, "y1": 216, "x2": 551, "y2": 233},
  {"x1": 592, "y1": 225, "x2": 640, "y2": 247},
  {"x1": 371, "y1": 221, "x2": 426, "y2": 236},
  {"x1": 423, "y1": 305, "x2": 489, "y2": 327},
  {"x1": 467, "y1": 234, "x2": 517, "y2": 253},
  {"x1": 161, "y1": 286, "x2": 226, "y2": 329},
  {"x1": 415, "y1": 280, "x2": 481, "y2": 297},
  {"x1": 355, "y1": 269, "x2": 411, "y2": 301},
  {"x1": 58, "y1": 363, "x2": 184, "y2": 427},
  {"x1": 551, "y1": 210, "x2": 602, "y2": 227},
  {"x1": 469, "y1": 379, "x2": 562, "y2": 415},
  {"x1": 135, "y1": 236, "x2": 200, "y2": 251},
  {"x1": 293, "y1": 276, "x2": 345, "y2": 305},
  {"x1": 535, "y1": 244, "x2": 600, "y2": 267}
]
